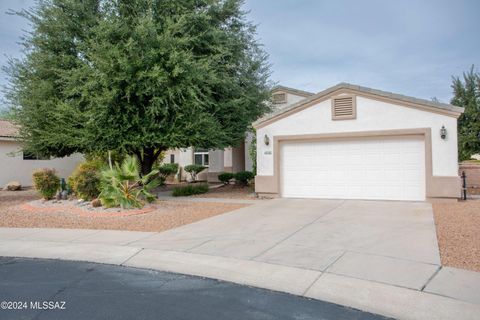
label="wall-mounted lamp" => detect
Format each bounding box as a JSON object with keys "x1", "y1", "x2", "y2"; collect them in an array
[
  {"x1": 440, "y1": 125, "x2": 447, "y2": 140},
  {"x1": 264, "y1": 134, "x2": 270, "y2": 146}
]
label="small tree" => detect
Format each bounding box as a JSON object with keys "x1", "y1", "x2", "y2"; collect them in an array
[
  {"x1": 157, "y1": 163, "x2": 179, "y2": 180},
  {"x1": 451, "y1": 66, "x2": 480, "y2": 161},
  {"x1": 184, "y1": 165, "x2": 206, "y2": 182}
]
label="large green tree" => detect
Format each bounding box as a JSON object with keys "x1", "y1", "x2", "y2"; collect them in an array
[
  {"x1": 5, "y1": 0, "x2": 271, "y2": 174},
  {"x1": 451, "y1": 66, "x2": 480, "y2": 161}
]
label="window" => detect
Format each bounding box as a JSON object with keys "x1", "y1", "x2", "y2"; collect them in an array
[
  {"x1": 194, "y1": 149, "x2": 209, "y2": 166},
  {"x1": 23, "y1": 152, "x2": 50, "y2": 160},
  {"x1": 272, "y1": 92, "x2": 287, "y2": 104},
  {"x1": 170, "y1": 154, "x2": 175, "y2": 164},
  {"x1": 332, "y1": 95, "x2": 356, "y2": 120}
]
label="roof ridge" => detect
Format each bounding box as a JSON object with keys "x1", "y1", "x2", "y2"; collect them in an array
[
  {"x1": 335, "y1": 82, "x2": 459, "y2": 111},
  {"x1": 272, "y1": 85, "x2": 315, "y2": 97},
  {"x1": 254, "y1": 82, "x2": 464, "y2": 128}
]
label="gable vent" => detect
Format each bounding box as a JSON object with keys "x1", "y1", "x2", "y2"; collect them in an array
[
  {"x1": 332, "y1": 95, "x2": 356, "y2": 120},
  {"x1": 272, "y1": 92, "x2": 287, "y2": 104}
]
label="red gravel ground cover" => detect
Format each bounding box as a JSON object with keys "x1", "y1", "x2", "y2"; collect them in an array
[{"x1": 432, "y1": 201, "x2": 480, "y2": 272}]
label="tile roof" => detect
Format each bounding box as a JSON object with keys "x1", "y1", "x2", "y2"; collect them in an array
[{"x1": 0, "y1": 120, "x2": 19, "y2": 138}]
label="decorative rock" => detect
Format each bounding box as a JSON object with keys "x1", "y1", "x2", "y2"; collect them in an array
[
  {"x1": 61, "y1": 190, "x2": 68, "y2": 200},
  {"x1": 4, "y1": 181, "x2": 21, "y2": 191},
  {"x1": 91, "y1": 198, "x2": 102, "y2": 208}
]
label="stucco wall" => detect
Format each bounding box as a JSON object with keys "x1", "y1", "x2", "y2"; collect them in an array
[
  {"x1": 0, "y1": 140, "x2": 84, "y2": 186},
  {"x1": 223, "y1": 148, "x2": 233, "y2": 169},
  {"x1": 257, "y1": 95, "x2": 459, "y2": 178}
]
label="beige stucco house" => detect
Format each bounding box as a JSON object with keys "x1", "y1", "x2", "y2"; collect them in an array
[
  {"x1": 254, "y1": 83, "x2": 464, "y2": 201},
  {"x1": 2, "y1": 82, "x2": 463, "y2": 202},
  {"x1": 0, "y1": 120, "x2": 83, "y2": 187}
]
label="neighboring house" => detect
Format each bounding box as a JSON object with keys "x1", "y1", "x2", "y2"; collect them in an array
[
  {"x1": 0, "y1": 120, "x2": 83, "y2": 187},
  {"x1": 254, "y1": 83, "x2": 464, "y2": 201},
  {"x1": 163, "y1": 86, "x2": 314, "y2": 182}
]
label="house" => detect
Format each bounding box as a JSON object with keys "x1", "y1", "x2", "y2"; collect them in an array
[
  {"x1": 0, "y1": 120, "x2": 83, "y2": 187},
  {"x1": 253, "y1": 83, "x2": 464, "y2": 201},
  {"x1": 163, "y1": 86, "x2": 315, "y2": 182}
]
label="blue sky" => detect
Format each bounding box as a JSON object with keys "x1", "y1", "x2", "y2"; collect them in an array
[{"x1": 1, "y1": 0, "x2": 479, "y2": 109}]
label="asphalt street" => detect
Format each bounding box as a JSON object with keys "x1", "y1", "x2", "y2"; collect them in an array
[{"x1": 0, "y1": 257, "x2": 392, "y2": 320}]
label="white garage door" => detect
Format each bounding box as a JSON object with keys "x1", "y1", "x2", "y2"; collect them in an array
[{"x1": 280, "y1": 136, "x2": 425, "y2": 201}]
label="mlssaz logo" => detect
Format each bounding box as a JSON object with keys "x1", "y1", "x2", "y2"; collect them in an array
[{"x1": 30, "y1": 301, "x2": 66, "y2": 310}]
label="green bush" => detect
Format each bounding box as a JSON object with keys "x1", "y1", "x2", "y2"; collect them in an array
[
  {"x1": 234, "y1": 171, "x2": 254, "y2": 185},
  {"x1": 184, "y1": 164, "x2": 206, "y2": 182},
  {"x1": 32, "y1": 168, "x2": 60, "y2": 200},
  {"x1": 68, "y1": 160, "x2": 103, "y2": 200},
  {"x1": 99, "y1": 155, "x2": 161, "y2": 209},
  {"x1": 172, "y1": 183, "x2": 209, "y2": 197},
  {"x1": 218, "y1": 172, "x2": 234, "y2": 185},
  {"x1": 158, "y1": 163, "x2": 179, "y2": 181}
]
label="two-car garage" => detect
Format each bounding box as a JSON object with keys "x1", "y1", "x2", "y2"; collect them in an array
[
  {"x1": 254, "y1": 83, "x2": 463, "y2": 201},
  {"x1": 280, "y1": 136, "x2": 425, "y2": 201}
]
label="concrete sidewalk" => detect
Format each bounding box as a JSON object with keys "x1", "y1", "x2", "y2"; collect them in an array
[{"x1": 1, "y1": 199, "x2": 479, "y2": 320}]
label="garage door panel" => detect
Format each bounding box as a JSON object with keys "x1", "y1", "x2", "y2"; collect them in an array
[{"x1": 280, "y1": 137, "x2": 425, "y2": 201}]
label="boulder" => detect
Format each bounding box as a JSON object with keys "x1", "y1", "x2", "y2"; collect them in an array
[
  {"x1": 4, "y1": 181, "x2": 21, "y2": 191},
  {"x1": 91, "y1": 198, "x2": 102, "y2": 208}
]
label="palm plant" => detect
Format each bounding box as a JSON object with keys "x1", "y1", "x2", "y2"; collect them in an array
[{"x1": 99, "y1": 155, "x2": 160, "y2": 209}]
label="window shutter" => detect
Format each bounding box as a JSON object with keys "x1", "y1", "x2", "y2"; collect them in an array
[{"x1": 332, "y1": 95, "x2": 356, "y2": 120}]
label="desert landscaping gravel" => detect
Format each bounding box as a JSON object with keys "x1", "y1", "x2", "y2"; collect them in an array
[
  {"x1": 433, "y1": 201, "x2": 480, "y2": 272},
  {"x1": 0, "y1": 189, "x2": 247, "y2": 232}
]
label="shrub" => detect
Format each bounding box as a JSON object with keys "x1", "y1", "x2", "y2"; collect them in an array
[
  {"x1": 172, "y1": 183, "x2": 209, "y2": 197},
  {"x1": 218, "y1": 172, "x2": 234, "y2": 185},
  {"x1": 99, "y1": 155, "x2": 161, "y2": 209},
  {"x1": 234, "y1": 171, "x2": 254, "y2": 185},
  {"x1": 184, "y1": 164, "x2": 206, "y2": 182},
  {"x1": 32, "y1": 168, "x2": 60, "y2": 200},
  {"x1": 158, "y1": 163, "x2": 179, "y2": 181},
  {"x1": 68, "y1": 160, "x2": 103, "y2": 200}
]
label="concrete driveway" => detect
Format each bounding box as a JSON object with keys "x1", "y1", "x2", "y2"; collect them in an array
[{"x1": 130, "y1": 199, "x2": 441, "y2": 290}]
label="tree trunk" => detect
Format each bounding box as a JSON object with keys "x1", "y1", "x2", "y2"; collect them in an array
[{"x1": 139, "y1": 147, "x2": 163, "y2": 176}]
